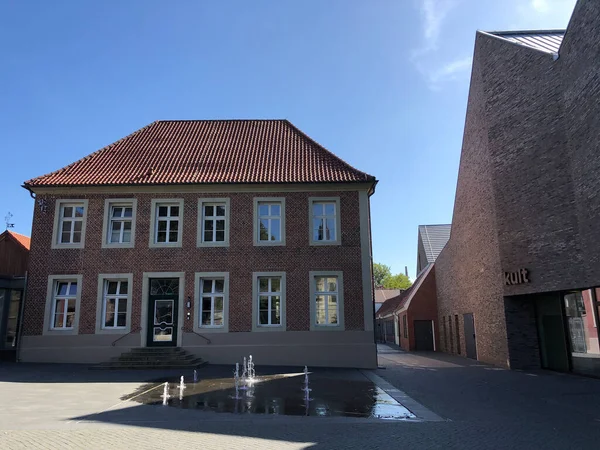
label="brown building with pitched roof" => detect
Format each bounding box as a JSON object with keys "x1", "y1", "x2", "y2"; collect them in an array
[
  {"x1": 20, "y1": 119, "x2": 378, "y2": 368},
  {"x1": 376, "y1": 264, "x2": 438, "y2": 351},
  {"x1": 0, "y1": 230, "x2": 30, "y2": 360}
]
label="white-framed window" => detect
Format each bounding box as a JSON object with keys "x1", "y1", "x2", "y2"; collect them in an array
[
  {"x1": 102, "y1": 199, "x2": 137, "y2": 248},
  {"x1": 253, "y1": 198, "x2": 285, "y2": 246},
  {"x1": 309, "y1": 271, "x2": 345, "y2": 330},
  {"x1": 52, "y1": 200, "x2": 89, "y2": 249},
  {"x1": 315, "y1": 276, "x2": 339, "y2": 325},
  {"x1": 52, "y1": 281, "x2": 77, "y2": 329},
  {"x1": 95, "y1": 274, "x2": 133, "y2": 334},
  {"x1": 102, "y1": 280, "x2": 128, "y2": 329},
  {"x1": 43, "y1": 275, "x2": 83, "y2": 335},
  {"x1": 197, "y1": 198, "x2": 230, "y2": 247},
  {"x1": 309, "y1": 197, "x2": 341, "y2": 245},
  {"x1": 150, "y1": 199, "x2": 184, "y2": 247},
  {"x1": 252, "y1": 272, "x2": 286, "y2": 331},
  {"x1": 194, "y1": 272, "x2": 229, "y2": 333},
  {"x1": 200, "y1": 279, "x2": 225, "y2": 327}
]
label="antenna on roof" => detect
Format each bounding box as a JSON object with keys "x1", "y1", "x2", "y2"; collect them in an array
[{"x1": 4, "y1": 212, "x2": 15, "y2": 230}]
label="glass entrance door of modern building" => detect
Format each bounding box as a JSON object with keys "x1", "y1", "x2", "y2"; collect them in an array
[{"x1": 563, "y1": 289, "x2": 600, "y2": 377}]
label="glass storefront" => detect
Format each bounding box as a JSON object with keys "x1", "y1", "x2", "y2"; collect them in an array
[
  {"x1": 0, "y1": 287, "x2": 24, "y2": 359},
  {"x1": 564, "y1": 288, "x2": 600, "y2": 377}
]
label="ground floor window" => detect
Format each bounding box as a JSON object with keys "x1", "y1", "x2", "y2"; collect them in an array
[
  {"x1": 102, "y1": 280, "x2": 128, "y2": 329},
  {"x1": 564, "y1": 288, "x2": 600, "y2": 377},
  {"x1": 200, "y1": 278, "x2": 225, "y2": 327},
  {"x1": 52, "y1": 281, "x2": 77, "y2": 330}
]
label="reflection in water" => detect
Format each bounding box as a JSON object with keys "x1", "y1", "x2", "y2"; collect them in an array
[{"x1": 124, "y1": 373, "x2": 415, "y2": 420}]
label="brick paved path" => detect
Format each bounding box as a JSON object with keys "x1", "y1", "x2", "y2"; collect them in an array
[{"x1": 2, "y1": 349, "x2": 600, "y2": 449}]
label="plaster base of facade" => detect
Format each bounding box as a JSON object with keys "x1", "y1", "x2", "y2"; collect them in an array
[{"x1": 19, "y1": 331, "x2": 377, "y2": 369}]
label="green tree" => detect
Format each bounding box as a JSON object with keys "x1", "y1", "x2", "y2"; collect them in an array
[
  {"x1": 373, "y1": 263, "x2": 392, "y2": 287},
  {"x1": 382, "y1": 273, "x2": 412, "y2": 290}
]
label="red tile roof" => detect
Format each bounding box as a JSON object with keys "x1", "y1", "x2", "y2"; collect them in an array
[
  {"x1": 24, "y1": 120, "x2": 376, "y2": 188},
  {"x1": 1, "y1": 230, "x2": 31, "y2": 250}
]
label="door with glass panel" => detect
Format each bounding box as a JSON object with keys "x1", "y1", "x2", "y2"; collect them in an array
[{"x1": 147, "y1": 278, "x2": 179, "y2": 347}]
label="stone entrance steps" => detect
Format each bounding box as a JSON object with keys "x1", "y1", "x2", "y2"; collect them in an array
[{"x1": 92, "y1": 347, "x2": 208, "y2": 370}]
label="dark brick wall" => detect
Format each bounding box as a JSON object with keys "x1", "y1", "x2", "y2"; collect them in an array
[
  {"x1": 435, "y1": 36, "x2": 509, "y2": 368},
  {"x1": 504, "y1": 296, "x2": 541, "y2": 370},
  {"x1": 437, "y1": 0, "x2": 600, "y2": 369},
  {"x1": 24, "y1": 190, "x2": 365, "y2": 336}
]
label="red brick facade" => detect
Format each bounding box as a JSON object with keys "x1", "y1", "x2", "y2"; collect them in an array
[{"x1": 24, "y1": 190, "x2": 365, "y2": 337}]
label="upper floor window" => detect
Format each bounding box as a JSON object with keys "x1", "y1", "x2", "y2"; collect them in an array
[
  {"x1": 252, "y1": 272, "x2": 286, "y2": 331},
  {"x1": 52, "y1": 200, "x2": 88, "y2": 249},
  {"x1": 150, "y1": 199, "x2": 184, "y2": 247},
  {"x1": 309, "y1": 197, "x2": 341, "y2": 245},
  {"x1": 309, "y1": 271, "x2": 344, "y2": 330},
  {"x1": 102, "y1": 199, "x2": 137, "y2": 248},
  {"x1": 197, "y1": 198, "x2": 230, "y2": 247},
  {"x1": 254, "y1": 198, "x2": 285, "y2": 246}
]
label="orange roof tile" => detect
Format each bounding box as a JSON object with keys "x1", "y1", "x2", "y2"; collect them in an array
[
  {"x1": 1, "y1": 230, "x2": 31, "y2": 250},
  {"x1": 24, "y1": 120, "x2": 375, "y2": 187}
]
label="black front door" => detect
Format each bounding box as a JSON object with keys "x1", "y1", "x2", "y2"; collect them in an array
[
  {"x1": 463, "y1": 313, "x2": 477, "y2": 359},
  {"x1": 414, "y1": 320, "x2": 434, "y2": 351},
  {"x1": 147, "y1": 278, "x2": 179, "y2": 347}
]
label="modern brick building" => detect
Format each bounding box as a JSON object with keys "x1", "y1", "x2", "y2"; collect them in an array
[
  {"x1": 436, "y1": 0, "x2": 600, "y2": 377},
  {"x1": 20, "y1": 119, "x2": 378, "y2": 368}
]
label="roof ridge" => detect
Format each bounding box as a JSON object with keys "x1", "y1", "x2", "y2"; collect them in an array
[
  {"x1": 23, "y1": 121, "x2": 158, "y2": 187},
  {"x1": 155, "y1": 119, "x2": 287, "y2": 122},
  {"x1": 485, "y1": 29, "x2": 565, "y2": 36},
  {"x1": 283, "y1": 120, "x2": 375, "y2": 182}
]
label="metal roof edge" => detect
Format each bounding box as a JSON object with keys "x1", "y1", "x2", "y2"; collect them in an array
[
  {"x1": 476, "y1": 30, "x2": 560, "y2": 57},
  {"x1": 484, "y1": 29, "x2": 565, "y2": 35}
]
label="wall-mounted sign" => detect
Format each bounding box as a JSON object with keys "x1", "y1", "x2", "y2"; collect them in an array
[{"x1": 504, "y1": 268, "x2": 530, "y2": 286}]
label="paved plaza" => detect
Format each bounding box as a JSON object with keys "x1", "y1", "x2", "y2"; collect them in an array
[{"x1": 1, "y1": 345, "x2": 600, "y2": 449}]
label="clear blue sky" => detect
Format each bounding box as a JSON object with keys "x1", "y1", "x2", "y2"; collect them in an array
[{"x1": 0, "y1": 0, "x2": 575, "y2": 278}]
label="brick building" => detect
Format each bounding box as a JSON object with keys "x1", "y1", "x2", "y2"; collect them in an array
[
  {"x1": 436, "y1": 0, "x2": 600, "y2": 377},
  {"x1": 376, "y1": 264, "x2": 438, "y2": 351},
  {"x1": 20, "y1": 119, "x2": 378, "y2": 368}
]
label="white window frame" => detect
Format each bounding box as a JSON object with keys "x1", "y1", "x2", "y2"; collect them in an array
[
  {"x1": 95, "y1": 274, "x2": 133, "y2": 334},
  {"x1": 197, "y1": 198, "x2": 230, "y2": 247},
  {"x1": 102, "y1": 199, "x2": 137, "y2": 248},
  {"x1": 149, "y1": 199, "x2": 184, "y2": 248},
  {"x1": 52, "y1": 199, "x2": 89, "y2": 249},
  {"x1": 43, "y1": 275, "x2": 83, "y2": 335},
  {"x1": 308, "y1": 197, "x2": 341, "y2": 246},
  {"x1": 309, "y1": 271, "x2": 345, "y2": 331},
  {"x1": 253, "y1": 197, "x2": 286, "y2": 246},
  {"x1": 252, "y1": 272, "x2": 286, "y2": 332},
  {"x1": 194, "y1": 272, "x2": 229, "y2": 333}
]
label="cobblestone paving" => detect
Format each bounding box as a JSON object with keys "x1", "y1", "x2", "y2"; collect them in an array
[{"x1": 2, "y1": 349, "x2": 600, "y2": 449}]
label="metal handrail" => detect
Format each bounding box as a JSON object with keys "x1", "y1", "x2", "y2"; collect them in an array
[
  {"x1": 111, "y1": 326, "x2": 141, "y2": 346},
  {"x1": 184, "y1": 327, "x2": 212, "y2": 344}
]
